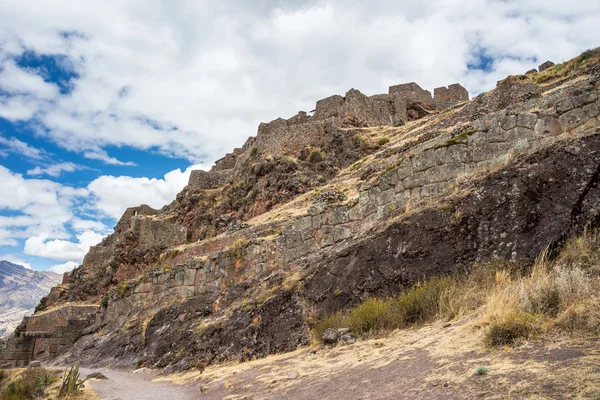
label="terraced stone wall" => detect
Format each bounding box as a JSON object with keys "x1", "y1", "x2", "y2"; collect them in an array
[
  {"x1": 104, "y1": 75, "x2": 600, "y2": 323},
  {"x1": 0, "y1": 306, "x2": 99, "y2": 368}
]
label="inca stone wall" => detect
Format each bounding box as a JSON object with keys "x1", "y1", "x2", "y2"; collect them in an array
[
  {"x1": 0, "y1": 306, "x2": 98, "y2": 368},
  {"x1": 205, "y1": 81, "x2": 467, "y2": 176},
  {"x1": 434, "y1": 84, "x2": 469, "y2": 109},
  {"x1": 101, "y1": 75, "x2": 600, "y2": 324},
  {"x1": 389, "y1": 82, "x2": 434, "y2": 105},
  {"x1": 188, "y1": 170, "x2": 232, "y2": 190}
]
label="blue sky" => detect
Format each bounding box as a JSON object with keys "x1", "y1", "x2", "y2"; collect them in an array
[{"x1": 0, "y1": 0, "x2": 599, "y2": 273}]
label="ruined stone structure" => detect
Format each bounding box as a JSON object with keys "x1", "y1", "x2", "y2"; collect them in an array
[
  {"x1": 389, "y1": 82, "x2": 434, "y2": 106},
  {"x1": 434, "y1": 84, "x2": 470, "y2": 109},
  {"x1": 103, "y1": 73, "x2": 600, "y2": 324},
  {"x1": 202, "y1": 81, "x2": 467, "y2": 186},
  {"x1": 539, "y1": 60, "x2": 555, "y2": 72},
  {"x1": 187, "y1": 170, "x2": 232, "y2": 190},
  {"x1": 0, "y1": 306, "x2": 98, "y2": 368}
]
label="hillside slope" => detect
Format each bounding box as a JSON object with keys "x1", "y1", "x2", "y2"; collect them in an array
[
  {"x1": 3, "y1": 48, "x2": 600, "y2": 375},
  {"x1": 0, "y1": 261, "x2": 60, "y2": 337}
]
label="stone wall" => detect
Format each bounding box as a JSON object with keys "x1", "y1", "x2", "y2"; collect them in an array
[
  {"x1": 388, "y1": 82, "x2": 434, "y2": 106},
  {"x1": 130, "y1": 216, "x2": 188, "y2": 250},
  {"x1": 101, "y1": 76, "x2": 599, "y2": 326},
  {"x1": 188, "y1": 169, "x2": 232, "y2": 190},
  {"x1": 208, "y1": 81, "x2": 463, "y2": 172},
  {"x1": 434, "y1": 83, "x2": 469, "y2": 109},
  {"x1": 115, "y1": 205, "x2": 159, "y2": 235},
  {"x1": 106, "y1": 238, "x2": 280, "y2": 318},
  {"x1": 0, "y1": 306, "x2": 98, "y2": 368}
]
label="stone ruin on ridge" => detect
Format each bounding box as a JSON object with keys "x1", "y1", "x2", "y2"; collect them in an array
[{"x1": 188, "y1": 81, "x2": 469, "y2": 191}]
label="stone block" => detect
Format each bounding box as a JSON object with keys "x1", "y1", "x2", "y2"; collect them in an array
[
  {"x1": 501, "y1": 114, "x2": 517, "y2": 130},
  {"x1": 363, "y1": 202, "x2": 378, "y2": 216},
  {"x1": 308, "y1": 203, "x2": 327, "y2": 216},
  {"x1": 471, "y1": 143, "x2": 494, "y2": 163},
  {"x1": 174, "y1": 271, "x2": 185, "y2": 286},
  {"x1": 516, "y1": 113, "x2": 537, "y2": 129},
  {"x1": 328, "y1": 206, "x2": 349, "y2": 225},
  {"x1": 293, "y1": 216, "x2": 312, "y2": 232},
  {"x1": 534, "y1": 116, "x2": 562, "y2": 137},
  {"x1": 312, "y1": 213, "x2": 323, "y2": 228},
  {"x1": 378, "y1": 180, "x2": 391, "y2": 192},
  {"x1": 348, "y1": 205, "x2": 363, "y2": 221},
  {"x1": 301, "y1": 228, "x2": 315, "y2": 241},
  {"x1": 583, "y1": 103, "x2": 599, "y2": 119},
  {"x1": 555, "y1": 97, "x2": 574, "y2": 114},
  {"x1": 382, "y1": 169, "x2": 399, "y2": 187},
  {"x1": 333, "y1": 224, "x2": 352, "y2": 242},
  {"x1": 573, "y1": 91, "x2": 598, "y2": 108},
  {"x1": 559, "y1": 108, "x2": 587, "y2": 131},
  {"x1": 403, "y1": 171, "x2": 425, "y2": 190},
  {"x1": 376, "y1": 189, "x2": 395, "y2": 206},
  {"x1": 184, "y1": 269, "x2": 197, "y2": 286},
  {"x1": 411, "y1": 150, "x2": 437, "y2": 172},
  {"x1": 395, "y1": 160, "x2": 414, "y2": 181},
  {"x1": 424, "y1": 166, "x2": 443, "y2": 184},
  {"x1": 284, "y1": 230, "x2": 303, "y2": 249},
  {"x1": 420, "y1": 183, "x2": 443, "y2": 197},
  {"x1": 367, "y1": 186, "x2": 382, "y2": 201}
]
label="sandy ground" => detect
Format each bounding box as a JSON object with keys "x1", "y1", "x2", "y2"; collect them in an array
[
  {"x1": 80, "y1": 367, "x2": 199, "y2": 400},
  {"x1": 76, "y1": 315, "x2": 600, "y2": 399},
  {"x1": 157, "y1": 316, "x2": 600, "y2": 399}
]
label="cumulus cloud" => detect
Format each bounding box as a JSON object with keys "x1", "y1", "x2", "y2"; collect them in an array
[
  {"x1": 24, "y1": 231, "x2": 104, "y2": 262},
  {"x1": 0, "y1": 166, "x2": 82, "y2": 245},
  {"x1": 49, "y1": 261, "x2": 79, "y2": 274},
  {"x1": 88, "y1": 164, "x2": 201, "y2": 219},
  {"x1": 27, "y1": 162, "x2": 80, "y2": 177},
  {"x1": 0, "y1": 1, "x2": 597, "y2": 166},
  {"x1": 0, "y1": 136, "x2": 47, "y2": 161},
  {"x1": 0, "y1": 1, "x2": 599, "y2": 272},
  {"x1": 0, "y1": 162, "x2": 195, "y2": 264}
]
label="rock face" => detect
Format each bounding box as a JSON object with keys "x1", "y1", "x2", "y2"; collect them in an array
[
  {"x1": 0, "y1": 261, "x2": 60, "y2": 337},
  {"x1": 539, "y1": 60, "x2": 556, "y2": 72},
  {"x1": 3, "y1": 49, "x2": 600, "y2": 371}
]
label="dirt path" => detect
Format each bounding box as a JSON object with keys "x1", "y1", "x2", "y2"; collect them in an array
[
  {"x1": 80, "y1": 367, "x2": 199, "y2": 400},
  {"x1": 157, "y1": 316, "x2": 600, "y2": 399}
]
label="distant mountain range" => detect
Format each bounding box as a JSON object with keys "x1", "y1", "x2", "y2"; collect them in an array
[{"x1": 0, "y1": 261, "x2": 61, "y2": 337}]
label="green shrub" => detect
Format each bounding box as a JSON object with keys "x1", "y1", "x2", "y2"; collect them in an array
[
  {"x1": 57, "y1": 364, "x2": 82, "y2": 398},
  {"x1": 117, "y1": 281, "x2": 128, "y2": 298},
  {"x1": 100, "y1": 295, "x2": 109, "y2": 309},
  {"x1": 313, "y1": 276, "x2": 457, "y2": 340},
  {"x1": 136, "y1": 358, "x2": 145, "y2": 369},
  {"x1": 484, "y1": 312, "x2": 535, "y2": 347},
  {"x1": 250, "y1": 146, "x2": 258, "y2": 158},
  {"x1": 377, "y1": 137, "x2": 390, "y2": 146},
  {"x1": 352, "y1": 134, "x2": 363, "y2": 146},
  {"x1": 2, "y1": 368, "x2": 58, "y2": 400},
  {"x1": 308, "y1": 149, "x2": 325, "y2": 163},
  {"x1": 475, "y1": 366, "x2": 488, "y2": 375}
]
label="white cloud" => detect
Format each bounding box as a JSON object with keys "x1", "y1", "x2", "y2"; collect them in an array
[
  {"x1": 49, "y1": 261, "x2": 79, "y2": 274},
  {"x1": 82, "y1": 149, "x2": 136, "y2": 166},
  {"x1": 0, "y1": 0, "x2": 598, "y2": 271},
  {"x1": 87, "y1": 164, "x2": 200, "y2": 219},
  {"x1": 0, "y1": 136, "x2": 47, "y2": 161},
  {"x1": 0, "y1": 162, "x2": 195, "y2": 264},
  {"x1": 27, "y1": 162, "x2": 80, "y2": 177},
  {"x1": 24, "y1": 231, "x2": 104, "y2": 262},
  {"x1": 0, "y1": 1, "x2": 596, "y2": 166},
  {"x1": 0, "y1": 166, "x2": 81, "y2": 245}
]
